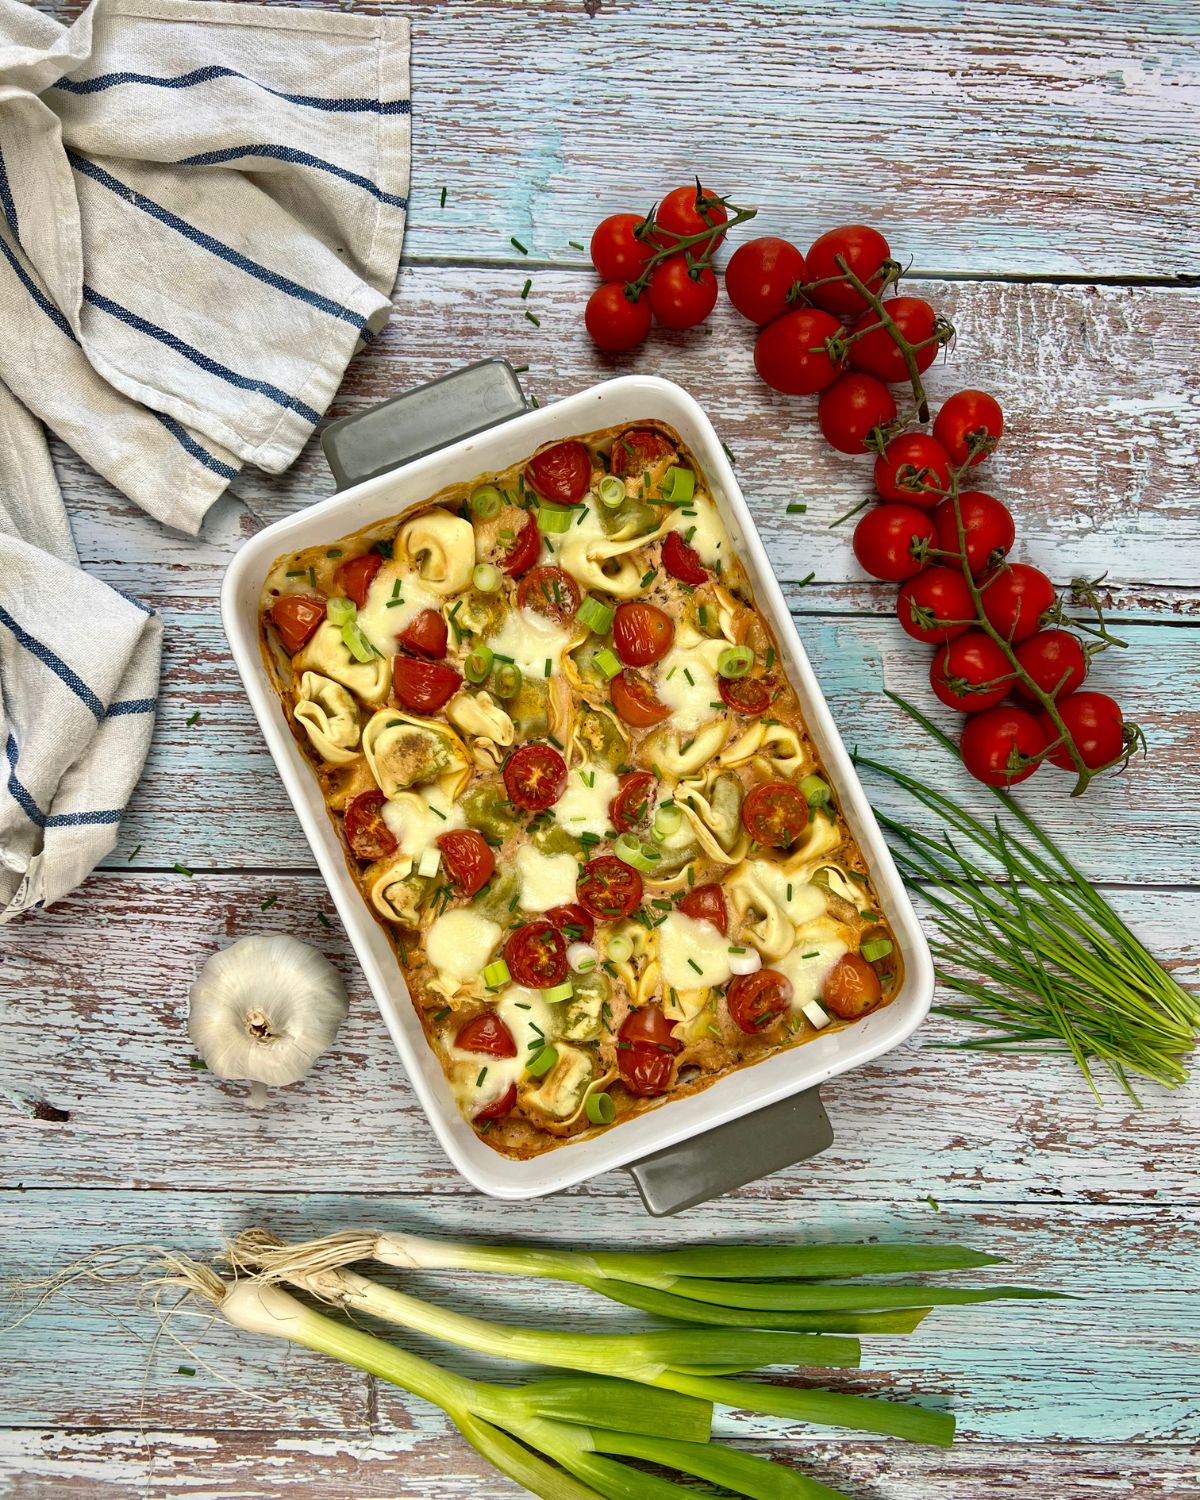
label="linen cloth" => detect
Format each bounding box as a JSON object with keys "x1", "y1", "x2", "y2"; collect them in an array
[{"x1": 0, "y1": 0, "x2": 410, "y2": 919}]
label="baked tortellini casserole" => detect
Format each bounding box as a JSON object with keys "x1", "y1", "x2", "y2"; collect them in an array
[{"x1": 261, "y1": 424, "x2": 900, "y2": 1157}]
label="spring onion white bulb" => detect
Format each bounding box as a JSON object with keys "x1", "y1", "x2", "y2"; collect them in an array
[
  {"x1": 727, "y1": 946, "x2": 763, "y2": 978},
  {"x1": 801, "y1": 999, "x2": 832, "y2": 1030},
  {"x1": 567, "y1": 942, "x2": 599, "y2": 974}
]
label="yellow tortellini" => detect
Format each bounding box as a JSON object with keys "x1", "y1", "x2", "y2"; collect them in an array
[
  {"x1": 294, "y1": 621, "x2": 389, "y2": 704},
  {"x1": 293, "y1": 672, "x2": 361, "y2": 764}
]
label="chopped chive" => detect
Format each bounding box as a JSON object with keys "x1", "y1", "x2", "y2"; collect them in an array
[
  {"x1": 521, "y1": 279, "x2": 532, "y2": 300},
  {"x1": 802, "y1": 950, "x2": 820, "y2": 959},
  {"x1": 285, "y1": 569, "x2": 305, "y2": 577},
  {"x1": 173, "y1": 863, "x2": 193, "y2": 877},
  {"x1": 687, "y1": 958, "x2": 703, "y2": 975},
  {"x1": 721, "y1": 440, "x2": 736, "y2": 466},
  {"x1": 127, "y1": 843, "x2": 142, "y2": 863},
  {"x1": 476, "y1": 1067, "x2": 488, "y2": 1088},
  {"x1": 512, "y1": 364, "x2": 529, "y2": 374},
  {"x1": 797, "y1": 571, "x2": 816, "y2": 586},
  {"x1": 177, "y1": 1365, "x2": 196, "y2": 1377},
  {"x1": 787, "y1": 503, "x2": 808, "y2": 514},
  {"x1": 766, "y1": 647, "x2": 775, "y2": 671},
  {"x1": 511, "y1": 236, "x2": 528, "y2": 254},
  {"x1": 432, "y1": 1007, "x2": 452, "y2": 1022},
  {"x1": 260, "y1": 894, "x2": 278, "y2": 911},
  {"x1": 317, "y1": 911, "x2": 332, "y2": 929},
  {"x1": 188, "y1": 1057, "x2": 207, "y2": 1070},
  {"x1": 439, "y1": 185, "x2": 447, "y2": 208},
  {"x1": 326, "y1": 549, "x2": 343, "y2": 559},
  {"x1": 568, "y1": 239, "x2": 584, "y2": 250},
  {"x1": 524, "y1": 310, "x2": 541, "y2": 327}
]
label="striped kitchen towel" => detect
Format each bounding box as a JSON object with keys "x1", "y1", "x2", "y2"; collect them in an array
[{"x1": 0, "y1": 0, "x2": 409, "y2": 917}]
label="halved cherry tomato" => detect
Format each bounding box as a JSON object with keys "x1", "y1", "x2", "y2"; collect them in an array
[
  {"x1": 1013, "y1": 629, "x2": 1089, "y2": 703},
  {"x1": 848, "y1": 297, "x2": 941, "y2": 382},
  {"x1": 609, "y1": 771, "x2": 657, "y2": 833},
  {"x1": 742, "y1": 781, "x2": 810, "y2": 849},
  {"x1": 578, "y1": 855, "x2": 643, "y2": 921},
  {"x1": 679, "y1": 882, "x2": 728, "y2": 936},
  {"x1": 823, "y1": 953, "x2": 882, "y2": 1019},
  {"x1": 933, "y1": 390, "x2": 1004, "y2": 468},
  {"x1": 613, "y1": 602, "x2": 674, "y2": 667},
  {"x1": 526, "y1": 441, "x2": 592, "y2": 504},
  {"x1": 270, "y1": 595, "x2": 325, "y2": 655},
  {"x1": 454, "y1": 1012, "x2": 517, "y2": 1058},
  {"x1": 398, "y1": 608, "x2": 448, "y2": 659},
  {"x1": 661, "y1": 530, "x2": 708, "y2": 584},
  {"x1": 503, "y1": 743, "x2": 568, "y2": 811},
  {"x1": 335, "y1": 552, "x2": 382, "y2": 608},
  {"x1": 960, "y1": 706, "x2": 1047, "y2": 787},
  {"x1": 727, "y1": 969, "x2": 793, "y2": 1034},
  {"x1": 933, "y1": 491, "x2": 1015, "y2": 576},
  {"x1": 343, "y1": 790, "x2": 398, "y2": 861},
  {"x1": 500, "y1": 512, "x2": 542, "y2": 577},
  {"x1": 897, "y1": 567, "x2": 976, "y2": 646},
  {"x1": 505, "y1": 920, "x2": 568, "y2": 988},
  {"x1": 979, "y1": 563, "x2": 1057, "y2": 643},
  {"x1": 611, "y1": 428, "x2": 676, "y2": 478},
  {"x1": 437, "y1": 829, "x2": 495, "y2": 898},
  {"x1": 474, "y1": 1083, "x2": 517, "y2": 1123},
  {"x1": 517, "y1": 565, "x2": 582, "y2": 625},
  {"x1": 805, "y1": 225, "x2": 892, "y2": 316},
  {"x1": 392, "y1": 656, "x2": 462, "y2": 715},
  {"x1": 546, "y1": 902, "x2": 595, "y2": 944},
  {"x1": 617, "y1": 1005, "x2": 680, "y2": 1096},
  {"x1": 718, "y1": 674, "x2": 775, "y2": 716},
  {"x1": 610, "y1": 670, "x2": 670, "y2": 728},
  {"x1": 655, "y1": 183, "x2": 729, "y2": 249},
  {"x1": 873, "y1": 433, "x2": 952, "y2": 508}
]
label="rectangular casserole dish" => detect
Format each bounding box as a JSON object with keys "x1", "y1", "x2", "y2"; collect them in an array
[{"x1": 222, "y1": 369, "x2": 933, "y2": 1209}]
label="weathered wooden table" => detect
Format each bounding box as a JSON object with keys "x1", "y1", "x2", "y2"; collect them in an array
[{"x1": 3, "y1": 2, "x2": 1198, "y2": 1495}]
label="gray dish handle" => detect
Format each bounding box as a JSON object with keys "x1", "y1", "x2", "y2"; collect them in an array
[{"x1": 319, "y1": 361, "x2": 835, "y2": 1214}]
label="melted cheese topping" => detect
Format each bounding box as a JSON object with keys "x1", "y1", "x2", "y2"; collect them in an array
[
  {"x1": 552, "y1": 763, "x2": 619, "y2": 840},
  {"x1": 742, "y1": 860, "x2": 827, "y2": 925},
  {"x1": 516, "y1": 845, "x2": 579, "y2": 913},
  {"x1": 667, "y1": 492, "x2": 730, "y2": 568},
  {"x1": 659, "y1": 910, "x2": 734, "y2": 991},
  {"x1": 655, "y1": 642, "x2": 722, "y2": 731},
  {"x1": 381, "y1": 786, "x2": 466, "y2": 856},
  {"x1": 487, "y1": 606, "x2": 572, "y2": 678},
  {"x1": 425, "y1": 908, "x2": 501, "y2": 986},
  {"x1": 774, "y1": 917, "x2": 848, "y2": 1009},
  {"x1": 444, "y1": 986, "x2": 557, "y2": 1114},
  {"x1": 496, "y1": 986, "x2": 557, "y2": 1055},
  {"x1": 356, "y1": 562, "x2": 440, "y2": 656}
]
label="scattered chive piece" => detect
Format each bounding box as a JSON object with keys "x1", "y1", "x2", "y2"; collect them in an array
[
  {"x1": 127, "y1": 844, "x2": 142, "y2": 863},
  {"x1": 524, "y1": 310, "x2": 541, "y2": 327},
  {"x1": 797, "y1": 571, "x2": 816, "y2": 586},
  {"x1": 512, "y1": 364, "x2": 530, "y2": 375},
  {"x1": 432, "y1": 1007, "x2": 451, "y2": 1023},
  {"x1": 188, "y1": 1057, "x2": 207, "y2": 1070},
  {"x1": 177, "y1": 1365, "x2": 196, "y2": 1377},
  {"x1": 521, "y1": 279, "x2": 532, "y2": 300},
  {"x1": 261, "y1": 894, "x2": 278, "y2": 911},
  {"x1": 285, "y1": 569, "x2": 305, "y2": 577},
  {"x1": 173, "y1": 863, "x2": 193, "y2": 878},
  {"x1": 439, "y1": 185, "x2": 447, "y2": 208},
  {"x1": 186, "y1": 711, "x2": 200, "y2": 726},
  {"x1": 927, "y1": 1195, "x2": 942, "y2": 1212},
  {"x1": 568, "y1": 239, "x2": 584, "y2": 250},
  {"x1": 687, "y1": 958, "x2": 703, "y2": 975},
  {"x1": 787, "y1": 503, "x2": 807, "y2": 514},
  {"x1": 326, "y1": 549, "x2": 343, "y2": 559},
  {"x1": 317, "y1": 911, "x2": 332, "y2": 929},
  {"x1": 721, "y1": 440, "x2": 736, "y2": 466},
  {"x1": 476, "y1": 1067, "x2": 488, "y2": 1088},
  {"x1": 511, "y1": 236, "x2": 528, "y2": 254}
]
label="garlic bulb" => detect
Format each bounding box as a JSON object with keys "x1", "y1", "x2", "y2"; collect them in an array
[{"x1": 188, "y1": 935, "x2": 349, "y2": 1107}]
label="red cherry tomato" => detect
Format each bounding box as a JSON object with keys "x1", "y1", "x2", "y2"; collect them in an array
[
  {"x1": 517, "y1": 565, "x2": 582, "y2": 625},
  {"x1": 823, "y1": 953, "x2": 882, "y2": 1019},
  {"x1": 1013, "y1": 629, "x2": 1089, "y2": 703},
  {"x1": 577, "y1": 855, "x2": 643, "y2": 921},
  {"x1": 678, "y1": 882, "x2": 728, "y2": 936},
  {"x1": 718, "y1": 674, "x2": 775, "y2": 716},
  {"x1": 933, "y1": 390, "x2": 1004, "y2": 468},
  {"x1": 612, "y1": 602, "x2": 674, "y2": 666},
  {"x1": 741, "y1": 781, "x2": 810, "y2": 849},
  {"x1": 505, "y1": 921, "x2": 568, "y2": 988},
  {"x1": 503, "y1": 743, "x2": 568, "y2": 811},
  {"x1": 526, "y1": 442, "x2": 592, "y2": 504},
  {"x1": 933, "y1": 491, "x2": 1016, "y2": 576},
  {"x1": 960, "y1": 706, "x2": 1047, "y2": 787},
  {"x1": 545, "y1": 902, "x2": 595, "y2": 944},
  {"x1": 617, "y1": 1005, "x2": 680, "y2": 1096},
  {"x1": 473, "y1": 1082, "x2": 517, "y2": 1123},
  {"x1": 931, "y1": 632, "x2": 1015, "y2": 713},
  {"x1": 454, "y1": 1012, "x2": 517, "y2": 1058},
  {"x1": 655, "y1": 183, "x2": 728, "y2": 248},
  {"x1": 392, "y1": 656, "x2": 462, "y2": 715},
  {"x1": 725, "y1": 236, "x2": 806, "y2": 324},
  {"x1": 437, "y1": 829, "x2": 495, "y2": 898},
  {"x1": 661, "y1": 530, "x2": 708, "y2": 585},
  {"x1": 1039, "y1": 691, "x2": 1126, "y2": 771},
  {"x1": 343, "y1": 790, "x2": 398, "y2": 861},
  {"x1": 874, "y1": 433, "x2": 952, "y2": 508},
  {"x1": 897, "y1": 566, "x2": 975, "y2": 645},
  {"x1": 398, "y1": 608, "x2": 448, "y2": 660},
  {"x1": 848, "y1": 297, "x2": 940, "y2": 382},
  {"x1": 647, "y1": 258, "x2": 719, "y2": 330},
  {"x1": 500, "y1": 512, "x2": 542, "y2": 577},
  {"x1": 817, "y1": 373, "x2": 898, "y2": 455},
  {"x1": 754, "y1": 308, "x2": 845, "y2": 396},
  {"x1": 334, "y1": 553, "x2": 382, "y2": 609},
  {"x1": 590, "y1": 213, "x2": 658, "y2": 282},
  {"x1": 270, "y1": 595, "x2": 325, "y2": 655},
  {"x1": 853, "y1": 504, "x2": 935, "y2": 582},
  {"x1": 609, "y1": 771, "x2": 657, "y2": 833},
  {"x1": 805, "y1": 225, "x2": 892, "y2": 316},
  {"x1": 727, "y1": 969, "x2": 793, "y2": 1034},
  {"x1": 980, "y1": 563, "x2": 1057, "y2": 643},
  {"x1": 611, "y1": 428, "x2": 676, "y2": 477},
  {"x1": 610, "y1": 670, "x2": 670, "y2": 728},
  {"x1": 585, "y1": 283, "x2": 653, "y2": 354}
]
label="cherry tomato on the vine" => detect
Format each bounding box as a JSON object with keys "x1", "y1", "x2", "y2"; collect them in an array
[
  {"x1": 655, "y1": 184, "x2": 728, "y2": 248},
  {"x1": 960, "y1": 706, "x2": 1047, "y2": 787},
  {"x1": 874, "y1": 433, "x2": 952, "y2": 508},
  {"x1": 1013, "y1": 629, "x2": 1089, "y2": 703},
  {"x1": 932, "y1": 491, "x2": 1016, "y2": 576},
  {"x1": 724, "y1": 236, "x2": 806, "y2": 325},
  {"x1": 1039, "y1": 691, "x2": 1126, "y2": 771},
  {"x1": 585, "y1": 283, "x2": 653, "y2": 353},
  {"x1": 980, "y1": 562, "x2": 1057, "y2": 644},
  {"x1": 817, "y1": 373, "x2": 897, "y2": 455},
  {"x1": 805, "y1": 225, "x2": 892, "y2": 316},
  {"x1": 590, "y1": 213, "x2": 658, "y2": 283},
  {"x1": 930, "y1": 632, "x2": 1014, "y2": 713},
  {"x1": 896, "y1": 565, "x2": 975, "y2": 644},
  {"x1": 647, "y1": 258, "x2": 719, "y2": 330},
  {"x1": 852, "y1": 504, "x2": 936, "y2": 582},
  {"x1": 848, "y1": 297, "x2": 941, "y2": 382},
  {"x1": 754, "y1": 308, "x2": 845, "y2": 396},
  {"x1": 933, "y1": 390, "x2": 1004, "y2": 468}
]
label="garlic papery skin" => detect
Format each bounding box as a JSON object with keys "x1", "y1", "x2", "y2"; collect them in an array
[{"x1": 188, "y1": 935, "x2": 349, "y2": 1107}]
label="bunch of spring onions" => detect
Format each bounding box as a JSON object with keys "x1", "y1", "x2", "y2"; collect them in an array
[{"x1": 857, "y1": 695, "x2": 1200, "y2": 1100}]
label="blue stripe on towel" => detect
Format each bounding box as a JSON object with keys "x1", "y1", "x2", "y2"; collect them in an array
[
  {"x1": 5, "y1": 735, "x2": 124, "y2": 829},
  {"x1": 147, "y1": 412, "x2": 239, "y2": 482},
  {"x1": 0, "y1": 143, "x2": 19, "y2": 239},
  {"x1": 174, "y1": 144, "x2": 408, "y2": 209},
  {"x1": 0, "y1": 231, "x2": 77, "y2": 340},
  {"x1": 0, "y1": 607, "x2": 105, "y2": 721},
  {"x1": 106, "y1": 698, "x2": 158, "y2": 717},
  {"x1": 53, "y1": 64, "x2": 411, "y2": 115}
]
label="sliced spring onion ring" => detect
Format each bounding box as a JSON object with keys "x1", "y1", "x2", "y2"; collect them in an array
[
  {"x1": 341, "y1": 620, "x2": 377, "y2": 663},
  {"x1": 652, "y1": 804, "x2": 684, "y2": 840},
  {"x1": 542, "y1": 981, "x2": 574, "y2": 1004},
  {"x1": 606, "y1": 933, "x2": 633, "y2": 964},
  {"x1": 527, "y1": 1044, "x2": 558, "y2": 1077},
  {"x1": 537, "y1": 505, "x2": 574, "y2": 535},
  {"x1": 861, "y1": 938, "x2": 895, "y2": 962},
  {"x1": 585, "y1": 1091, "x2": 616, "y2": 1126},
  {"x1": 417, "y1": 847, "x2": 441, "y2": 879},
  {"x1": 567, "y1": 942, "x2": 598, "y2": 974},
  {"x1": 614, "y1": 833, "x2": 663, "y2": 874},
  {"x1": 661, "y1": 466, "x2": 695, "y2": 504},
  {"x1": 470, "y1": 484, "x2": 504, "y2": 520},
  {"x1": 465, "y1": 645, "x2": 494, "y2": 684},
  {"x1": 472, "y1": 562, "x2": 502, "y2": 594},
  {"x1": 598, "y1": 475, "x2": 626, "y2": 509},
  {"x1": 728, "y1": 946, "x2": 763, "y2": 977},
  {"x1": 593, "y1": 647, "x2": 622, "y2": 680},
  {"x1": 717, "y1": 645, "x2": 754, "y2": 679},
  {"x1": 577, "y1": 595, "x2": 615, "y2": 634},
  {"x1": 800, "y1": 773, "x2": 833, "y2": 806},
  {"x1": 494, "y1": 663, "x2": 522, "y2": 700},
  {"x1": 326, "y1": 595, "x2": 357, "y2": 628},
  {"x1": 482, "y1": 959, "x2": 511, "y2": 989}
]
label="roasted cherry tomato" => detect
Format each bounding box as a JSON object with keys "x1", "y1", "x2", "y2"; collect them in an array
[
  {"x1": 590, "y1": 213, "x2": 658, "y2": 282},
  {"x1": 933, "y1": 491, "x2": 1016, "y2": 576},
  {"x1": 931, "y1": 632, "x2": 1014, "y2": 713},
  {"x1": 392, "y1": 656, "x2": 462, "y2": 715},
  {"x1": 724, "y1": 236, "x2": 806, "y2": 325},
  {"x1": 454, "y1": 1012, "x2": 517, "y2": 1058},
  {"x1": 343, "y1": 790, "x2": 398, "y2": 861},
  {"x1": 980, "y1": 563, "x2": 1057, "y2": 643},
  {"x1": 960, "y1": 706, "x2": 1047, "y2": 787},
  {"x1": 897, "y1": 566, "x2": 975, "y2": 645},
  {"x1": 718, "y1": 674, "x2": 775, "y2": 716},
  {"x1": 526, "y1": 441, "x2": 592, "y2": 504},
  {"x1": 613, "y1": 602, "x2": 674, "y2": 667},
  {"x1": 505, "y1": 920, "x2": 568, "y2": 988},
  {"x1": 661, "y1": 530, "x2": 708, "y2": 585},
  {"x1": 754, "y1": 307, "x2": 845, "y2": 396},
  {"x1": 473, "y1": 1082, "x2": 517, "y2": 1123},
  {"x1": 517, "y1": 565, "x2": 582, "y2": 625},
  {"x1": 437, "y1": 829, "x2": 495, "y2": 898},
  {"x1": 610, "y1": 670, "x2": 670, "y2": 727},
  {"x1": 647, "y1": 258, "x2": 719, "y2": 330},
  {"x1": 727, "y1": 968, "x2": 793, "y2": 1034},
  {"x1": 873, "y1": 433, "x2": 952, "y2": 508},
  {"x1": 741, "y1": 781, "x2": 810, "y2": 849},
  {"x1": 823, "y1": 953, "x2": 882, "y2": 1019},
  {"x1": 655, "y1": 183, "x2": 729, "y2": 248},
  {"x1": 577, "y1": 855, "x2": 643, "y2": 921},
  {"x1": 678, "y1": 882, "x2": 728, "y2": 936},
  {"x1": 545, "y1": 902, "x2": 595, "y2": 944},
  {"x1": 500, "y1": 512, "x2": 542, "y2": 578},
  {"x1": 398, "y1": 608, "x2": 448, "y2": 660},
  {"x1": 848, "y1": 297, "x2": 941, "y2": 382},
  {"x1": 933, "y1": 389, "x2": 1004, "y2": 468},
  {"x1": 585, "y1": 283, "x2": 653, "y2": 353},
  {"x1": 1039, "y1": 691, "x2": 1126, "y2": 771},
  {"x1": 805, "y1": 225, "x2": 892, "y2": 315},
  {"x1": 817, "y1": 373, "x2": 897, "y2": 455},
  {"x1": 852, "y1": 504, "x2": 935, "y2": 582},
  {"x1": 270, "y1": 595, "x2": 325, "y2": 654},
  {"x1": 611, "y1": 428, "x2": 676, "y2": 477},
  {"x1": 617, "y1": 1005, "x2": 680, "y2": 1096},
  {"x1": 1013, "y1": 629, "x2": 1089, "y2": 703},
  {"x1": 335, "y1": 552, "x2": 382, "y2": 608},
  {"x1": 609, "y1": 770, "x2": 657, "y2": 833},
  {"x1": 503, "y1": 743, "x2": 568, "y2": 811}
]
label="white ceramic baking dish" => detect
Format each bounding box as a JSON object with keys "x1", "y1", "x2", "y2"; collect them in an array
[{"x1": 222, "y1": 366, "x2": 933, "y2": 1212}]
